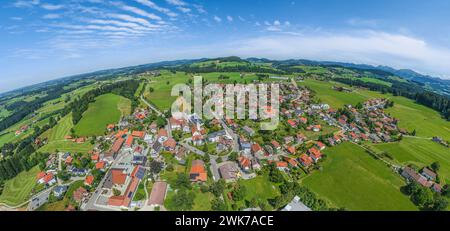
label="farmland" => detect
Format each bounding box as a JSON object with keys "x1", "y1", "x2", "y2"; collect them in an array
[
  {"x1": 302, "y1": 142, "x2": 417, "y2": 211},
  {"x1": 73, "y1": 93, "x2": 131, "y2": 136}
]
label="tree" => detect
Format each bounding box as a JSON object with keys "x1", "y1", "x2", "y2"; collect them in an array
[
  {"x1": 232, "y1": 184, "x2": 247, "y2": 201},
  {"x1": 175, "y1": 173, "x2": 191, "y2": 189},
  {"x1": 228, "y1": 152, "x2": 238, "y2": 162},
  {"x1": 431, "y1": 195, "x2": 448, "y2": 211},
  {"x1": 209, "y1": 179, "x2": 225, "y2": 197},
  {"x1": 431, "y1": 162, "x2": 440, "y2": 172},
  {"x1": 411, "y1": 187, "x2": 433, "y2": 208},
  {"x1": 149, "y1": 87, "x2": 154, "y2": 92},
  {"x1": 442, "y1": 184, "x2": 450, "y2": 198},
  {"x1": 156, "y1": 116, "x2": 167, "y2": 128},
  {"x1": 211, "y1": 198, "x2": 227, "y2": 211},
  {"x1": 149, "y1": 160, "x2": 163, "y2": 175},
  {"x1": 403, "y1": 182, "x2": 421, "y2": 195},
  {"x1": 172, "y1": 190, "x2": 195, "y2": 211}
]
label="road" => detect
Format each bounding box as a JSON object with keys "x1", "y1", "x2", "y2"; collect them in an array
[
  {"x1": 212, "y1": 112, "x2": 239, "y2": 152},
  {"x1": 82, "y1": 150, "x2": 130, "y2": 211},
  {"x1": 179, "y1": 142, "x2": 205, "y2": 156},
  {"x1": 27, "y1": 186, "x2": 54, "y2": 211},
  {"x1": 140, "y1": 95, "x2": 163, "y2": 116},
  {"x1": 209, "y1": 156, "x2": 221, "y2": 182},
  {"x1": 141, "y1": 94, "x2": 172, "y2": 138}
]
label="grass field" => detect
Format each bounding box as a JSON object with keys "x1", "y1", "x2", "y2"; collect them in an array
[
  {"x1": 302, "y1": 142, "x2": 417, "y2": 211},
  {"x1": 298, "y1": 79, "x2": 372, "y2": 109},
  {"x1": 385, "y1": 96, "x2": 450, "y2": 140},
  {"x1": 38, "y1": 140, "x2": 93, "y2": 154},
  {"x1": 239, "y1": 175, "x2": 280, "y2": 202},
  {"x1": 40, "y1": 113, "x2": 73, "y2": 141},
  {"x1": 373, "y1": 137, "x2": 450, "y2": 183},
  {"x1": 73, "y1": 93, "x2": 131, "y2": 136},
  {"x1": 0, "y1": 166, "x2": 40, "y2": 206},
  {"x1": 144, "y1": 71, "x2": 190, "y2": 111},
  {"x1": 359, "y1": 77, "x2": 392, "y2": 87}
]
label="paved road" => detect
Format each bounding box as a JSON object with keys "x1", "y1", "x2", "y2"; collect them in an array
[
  {"x1": 209, "y1": 156, "x2": 221, "y2": 182},
  {"x1": 28, "y1": 186, "x2": 54, "y2": 211},
  {"x1": 141, "y1": 94, "x2": 173, "y2": 138},
  {"x1": 179, "y1": 142, "x2": 205, "y2": 156},
  {"x1": 82, "y1": 151, "x2": 130, "y2": 211},
  {"x1": 140, "y1": 95, "x2": 163, "y2": 116}
]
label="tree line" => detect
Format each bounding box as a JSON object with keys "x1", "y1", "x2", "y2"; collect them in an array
[{"x1": 61, "y1": 79, "x2": 140, "y2": 125}]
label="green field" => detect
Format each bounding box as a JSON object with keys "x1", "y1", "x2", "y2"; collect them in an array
[
  {"x1": 41, "y1": 113, "x2": 74, "y2": 141},
  {"x1": 359, "y1": 77, "x2": 392, "y2": 87},
  {"x1": 38, "y1": 140, "x2": 93, "y2": 154},
  {"x1": 385, "y1": 96, "x2": 450, "y2": 140},
  {"x1": 298, "y1": 79, "x2": 373, "y2": 109},
  {"x1": 239, "y1": 175, "x2": 280, "y2": 202},
  {"x1": 144, "y1": 71, "x2": 190, "y2": 111},
  {"x1": 373, "y1": 137, "x2": 450, "y2": 183},
  {"x1": 302, "y1": 142, "x2": 417, "y2": 211},
  {"x1": 73, "y1": 93, "x2": 131, "y2": 136},
  {"x1": 0, "y1": 166, "x2": 40, "y2": 206}
]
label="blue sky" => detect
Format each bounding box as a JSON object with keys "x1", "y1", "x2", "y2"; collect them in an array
[{"x1": 1, "y1": 0, "x2": 450, "y2": 93}]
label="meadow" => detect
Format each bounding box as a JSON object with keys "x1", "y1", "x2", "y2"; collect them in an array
[
  {"x1": 73, "y1": 93, "x2": 131, "y2": 137},
  {"x1": 373, "y1": 137, "x2": 450, "y2": 183},
  {"x1": 0, "y1": 166, "x2": 40, "y2": 206},
  {"x1": 302, "y1": 142, "x2": 417, "y2": 211}
]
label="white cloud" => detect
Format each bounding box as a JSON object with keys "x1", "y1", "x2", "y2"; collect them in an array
[
  {"x1": 41, "y1": 3, "x2": 64, "y2": 10},
  {"x1": 13, "y1": 0, "x2": 40, "y2": 8},
  {"x1": 134, "y1": 0, "x2": 178, "y2": 17},
  {"x1": 227, "y1": 16, "x2": 233, "y2": 22},
  {"x1": 107, "y1": 13, "x2": 157, "y2": 28},
  {"x1": 238, "y1": 16, "x2": 245, "y2": 22},
  {"x1": 273, "y1": 20, "x2": 281, "y2": 26},
  {"x1": 10, "y1": 17, "x2": 23, "y2": 21},
  {"x1": 214, "y1": 16, "x2": 221, "y2": 22},
  {"x1": 177, "y1": 7, "x2": 191, "y2": 13},
  {"x1": 43, "y1": 14, "x2": 61, "y2": 19},
  {"x1": 166, "y1": 0, "x2": 186, "y2": 6},
  {"x1": 111, "y1": 2, "x2": 162, "y2": 21},
  {"x1": 193, "y1": 4, "x2": 206, "y2": 14},
  {"x1": 226, "y1": 30, "x2": 450, "y2": 78}
]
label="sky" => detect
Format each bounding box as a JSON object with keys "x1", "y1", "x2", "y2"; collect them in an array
[{"x1": 1, "y1": 0, "x2": 450, "y2": 93}]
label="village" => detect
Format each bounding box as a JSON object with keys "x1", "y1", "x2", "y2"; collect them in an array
[{"x1": 28, "y1": 77, "x2": 445, "y2": 211}]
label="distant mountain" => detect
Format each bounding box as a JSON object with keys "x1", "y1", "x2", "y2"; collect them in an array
[{"x1": 2, "y1": 56, "x2": 450, "y2": 99}]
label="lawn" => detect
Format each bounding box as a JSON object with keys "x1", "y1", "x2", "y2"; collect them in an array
[
  {"x1": 144, "y1": 71, "x2": 190, "y2": 111},
  {"x1": 38, "y1": 140, "x2": 93, "y2": 154},
  {"x1": 373, "y1": 137, "x2": 450, "y2": 183},
  {"x1": 298, "y1": 79, "x2": 372, "y2": 109},
  {"x1": 0, "y1": 166, "x2": 40, "y2": 206},
  {"x1": 41, "y1": 113, "x2": 73, "y2": 141},
  {"x1": 239, "y1": 175, "x2": 280, "y2": 202},
  {"x1": 384, "y1": 96, "x2": 450, "y2": 140},
  {"x1": 73, "y1": 93, "x2": 131, "y2": 136},
  {"x1": 302, "y1": 142, "x2": 417, "y2": 211}
]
